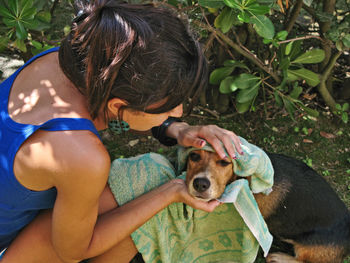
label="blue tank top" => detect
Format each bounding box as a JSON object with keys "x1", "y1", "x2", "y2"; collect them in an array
[{"x1": 0, "y1": 47, "x2": 101, "y2": 249}]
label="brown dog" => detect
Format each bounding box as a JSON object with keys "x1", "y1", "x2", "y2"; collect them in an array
[{"x1": 185, "y1": 150, "x2": 350, "y2": 263}]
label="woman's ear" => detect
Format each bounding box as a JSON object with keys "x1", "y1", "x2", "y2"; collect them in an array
[{"x1": 107, "y1": 98, "x2": 128, "y2": 117}]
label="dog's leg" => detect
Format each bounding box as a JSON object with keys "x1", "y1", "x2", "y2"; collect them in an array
[
  {"x1": 292, "y1": 243, "x2": 345, "y2": 263},
  {"x1": 266, "y1": 252, "x2": 303, "y2": 263}
]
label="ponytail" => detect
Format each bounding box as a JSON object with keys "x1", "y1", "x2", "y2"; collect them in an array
[{"x1": 59, "y1": 1, "x2": 208, "y2": 121}]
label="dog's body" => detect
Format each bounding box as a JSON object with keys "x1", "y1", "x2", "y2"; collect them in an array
[{"x1": 185, "y1": 150, "x2": 350, "y2": 263}]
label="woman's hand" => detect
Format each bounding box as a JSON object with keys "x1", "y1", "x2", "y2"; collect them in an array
[
  {"x1": 170, "y1": 179, "x2": 221, "y2": 212},
  {"x1": 167, "y1": 122, "x2": 243, "y2": 160}
]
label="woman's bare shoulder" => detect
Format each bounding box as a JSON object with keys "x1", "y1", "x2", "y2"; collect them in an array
[{"x1": 14, "y1": 129, "x2": 111, "y2": 192}]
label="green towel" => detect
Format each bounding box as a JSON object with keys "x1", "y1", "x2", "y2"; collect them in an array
[
  {"x1": 108, "y1": 137, "x2": 274, "y2": 263},
  {"x1": 175, "y1": 136, "x2": 273, "y2": 256}
]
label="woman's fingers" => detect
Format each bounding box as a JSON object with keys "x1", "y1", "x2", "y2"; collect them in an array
[
  {"x1": 186, "y1": 197, "x2": 221, "y2": 213},
  {"x1": 198, "y1": 125, "x2": 243, "y2": 159},
  {"x1": 176, "y1": 124, "x2": 243, "y2": 159},
  {"x1": 174, "y1": 179, "x2": 221, "y2": 212}
]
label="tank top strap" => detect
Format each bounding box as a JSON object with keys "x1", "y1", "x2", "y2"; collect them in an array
[{"x1": 39, "y1": 118, "x2": 102, "y2": 140}]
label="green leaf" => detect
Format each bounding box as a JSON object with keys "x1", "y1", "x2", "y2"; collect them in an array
[
  {"x1": 246, "y1": 4, "x2": 270, "y2": 15},
  {"x1": 22, "y1": 0, "x2": 34, "y2": 11},
  {"x1": 233, "y1": 73, "x2": 260, "y2": 89},
  {"x1": 282, "y1": 97, "x2": 296, "y2": 120},
  {"x1": 223, "y1": 60, "x2": 249, "y2": 70},
  {"x1": 14, "y1": 38, "x2": 27, "y2": 52},
  {"x1": 286, "y1": 70, "x2": 299, "y2": 82},
  {"x1": 3, "y1": 17, "x2": 16, "y2": 27},
  {"x1": 292, "y1": 49, "x2": 325, "y2": 64},
  {"x1": 342, "y1": 103, "x2": 349, "y2": 111},
  {"x1": 274, "y1": 91, "x2": 283, "y2": 107},
  {"x1": 288, "y1": 40, "x2": 302, "y2": 61},
  {"x1": 342, "y1": 34, "x2": 350, "y2": 48},
  {"x1": 279, "y1": 57, "x2": 290, "y2": 70},
  {"x1": 209, "y1": 66, "x2": 234, "y2": 85},
  {"x1": 35, "y1": 10, "x2": 51, "y2": 23},
  {"x1": 256, "y1": 0, "x2": 275, "y2": 4},
  {"x1": 285, "y1": 41, "x2": 293, "y2": 55},
  {"x1": 214, "y1": 7, "x2": 235, "y2": 33},
  {"x1": 290, "y1": 85, "x2": 303, "y2": 99},
  {"x1": 31, "y1": 39, "x2": 42, "y2": 49},
  {"x1": 0, "y1": 37, "x2": 9, "y2": 52},
  {"x1": 0, "y1": 5, "x2": 14, "y2": 20},
  {"x1": 342, "y1": 112, "x2": 348, "y2": 123},
  {"x1": 287, "y1": 68, "x2": 320, "y2": 87},
  {"x1": 219, "y1": 76, "x2": 238, "y2": 94},
  {"x1": 223, "y1": 0, "x2": 242, "y2": 9},
  {"x1": 236, "y1": 81, "x2": 260, "y2": 103},
  {"x1": 336, "y1": 40, "x2": 344, "y2": 51},
  {"x1": 303, "y1": 0, "x2": 313, "y2": 6},
  {"x1": 15, "y1": 21, "x2": 27, "y2": 39},
  {"x1": 199, "y1": 0, "x2": 225, "y2": 8},
  {"x1": 276, "y1": 30, "x2": 288, "y2": 41},
  {"x1": 298, "y1": 103, "x2": 319, "y2": 117},
  {"x1": 245, "y1": 0, "x2": 258, "y2": 7},
  {"x1": 236, "y1": 101, "x2": 251, "y2": 113},
  {"x1": 21, "y1": 6, "x2": 36, "y2": 21},
  {"x1": 250, "y1": 15, "x2": 275, "y2": 39},
  {"x1": 8, "y1": 0, "x2": 19, "y2": 17},
  {"x1": 238, "y1": 11, "x2": 250, "y2": 23}
]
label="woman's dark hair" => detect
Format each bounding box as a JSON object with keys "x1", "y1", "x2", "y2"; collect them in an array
[{"x1": 59, "y1": 0, "x2": 208, "y2": 121}]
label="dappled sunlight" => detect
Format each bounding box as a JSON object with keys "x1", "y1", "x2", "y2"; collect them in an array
[
  {"x1": 8, "y1": 75, "x2": 81, "y2": 125},
  {"x1": 47, "y1": 86, "x2": 71, "y2": 109}
]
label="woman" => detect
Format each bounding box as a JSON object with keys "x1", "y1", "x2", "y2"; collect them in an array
[{"x1": 0, "y1": 1, "x2": 242, "y2": 262}]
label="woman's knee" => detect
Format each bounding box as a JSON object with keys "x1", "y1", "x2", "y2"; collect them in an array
[{"x1": 1, "y1": 210, "x2": 64, "y2": 263}]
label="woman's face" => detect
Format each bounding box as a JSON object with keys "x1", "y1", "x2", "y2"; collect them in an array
[{"x1": 123, "y1": 103, "x2": 183, "y2": 131}]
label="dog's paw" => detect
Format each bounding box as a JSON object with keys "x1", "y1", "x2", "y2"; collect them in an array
[{"x1": 266, "y1": 252, "x2": 302, "y2": 263}]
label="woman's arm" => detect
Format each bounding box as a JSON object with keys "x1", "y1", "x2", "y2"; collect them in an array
[{"x1": 51, "y1": 135, "x2": 219, "y2": 262}]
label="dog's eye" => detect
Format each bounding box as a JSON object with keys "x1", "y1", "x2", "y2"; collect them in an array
[
  {"x1": 217, "y1": 160, "x2": 231, "y2": 167},
  {"x1": 189, "y1": 152, "x2": 201, "y2": 162}
]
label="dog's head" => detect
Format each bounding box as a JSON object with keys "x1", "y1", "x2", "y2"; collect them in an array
[{"x1": 185, "y1": 150, "x2": 237, "y2": 201}]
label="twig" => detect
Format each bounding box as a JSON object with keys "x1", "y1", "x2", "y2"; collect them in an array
[
  {"x1": 204, "y1": 33, "x2": 216, "y2": 53},
  {"x1": 195, "y1": 20, "x2": 281, "y2": 83},
  {"x1": 50, "y1": 0, "x2": 59, "y2": 16},
  {"x1": 189, "y1": 113, "x2": 213, "y2": 119},
  {"x1": 197, "y1": 105, "x2": 220, "y2": 119},
  {"x1": 200, "y1": 8, "x2": 236, "y2": 60},
  {"x1": 278, "y1": 35, "x2": 324, "y2": 45},
  {"x1": 268, "y1": 52, "x2": 277, "y2": 72},
  {"x1": 285, "y1": 0, "x2": 303, "y2": 33}
]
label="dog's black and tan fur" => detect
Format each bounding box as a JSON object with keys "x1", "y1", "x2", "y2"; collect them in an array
[{"x1": 185, "y1": 150, "x2": 350, "y2": 263}]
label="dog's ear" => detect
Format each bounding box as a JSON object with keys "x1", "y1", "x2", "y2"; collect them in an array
[
  {"x1": 227, "y1": 172, "x2": 238, "y2": 185},
  {"x1": 236, "y1": 175, "x2": 252, "y2": 186},
  {"x1": 184, "y1": 157, "x2": 189, "y2": 172}
]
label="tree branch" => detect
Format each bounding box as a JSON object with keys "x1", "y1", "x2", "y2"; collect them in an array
[
  {"x1": 318, "y1": 50, "x2": 342, "y2": 111},
  {"x1": 285, "y1": 0, "x2": 304, "y2": 33},
  {"x1": 194, "y1": 20, "x2": 281, "y2": 83}
]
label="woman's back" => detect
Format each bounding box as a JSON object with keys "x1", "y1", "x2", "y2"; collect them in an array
[{"x1": 0, "y1": 47, "x2": 104, "y2": 249}]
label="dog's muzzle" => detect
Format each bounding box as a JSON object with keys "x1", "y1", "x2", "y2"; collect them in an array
[{"x1": 193, "y1": 177, "x2": 211, "y2": 193}]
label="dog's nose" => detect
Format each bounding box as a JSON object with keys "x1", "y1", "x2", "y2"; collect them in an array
[{"x1": 193, "y1": 178, "x2": 211, "y2": 193}]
